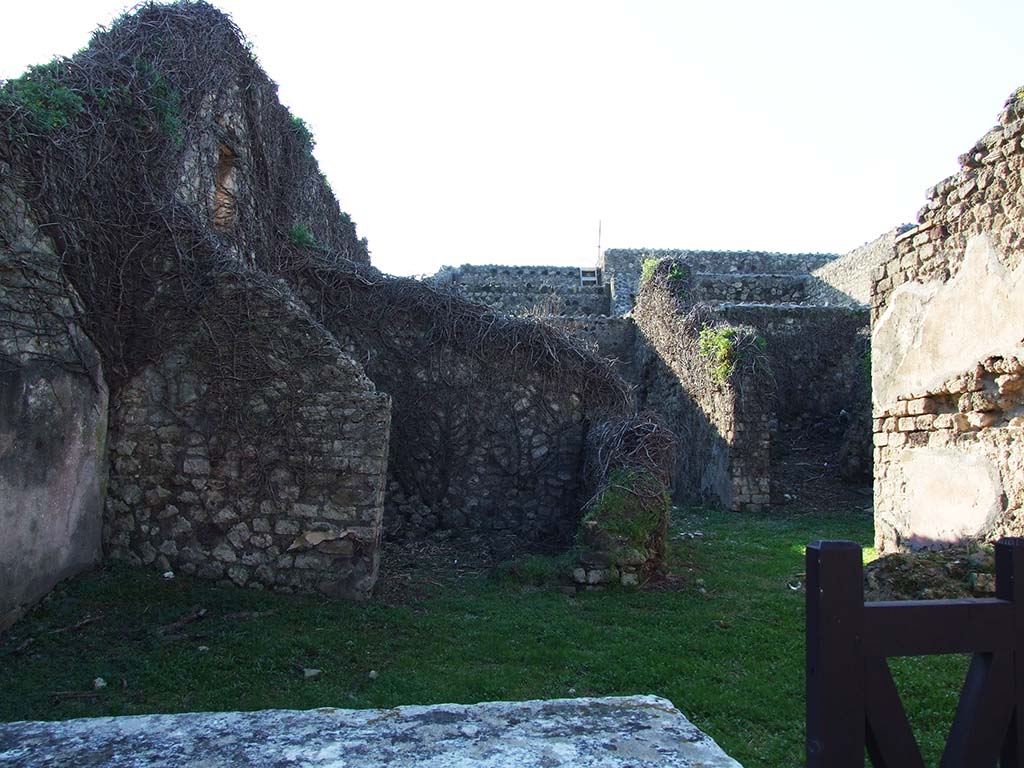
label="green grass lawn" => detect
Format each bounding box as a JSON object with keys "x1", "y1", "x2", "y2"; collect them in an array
[{"x1": 0, "y1": 507, "x2": 968, "y2": 767}]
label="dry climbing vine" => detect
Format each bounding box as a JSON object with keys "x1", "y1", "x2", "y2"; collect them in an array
[{"x1": 0, "y1": 2, "x2": 633, "y2": 515}]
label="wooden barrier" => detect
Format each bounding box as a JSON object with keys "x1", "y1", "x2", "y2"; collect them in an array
[{"x1": 806, "y1": 538, "x2": 1024, "y2": 767}]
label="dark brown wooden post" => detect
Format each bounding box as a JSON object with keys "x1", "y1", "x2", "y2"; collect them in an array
[
  {"x1": 807, "y1": 540, "x2": 866, "y2": 768},
  {"x1": 998, "y1": 538, "x2": 1024, "y2": 768}
]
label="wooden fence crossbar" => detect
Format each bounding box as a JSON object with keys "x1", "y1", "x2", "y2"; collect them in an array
[{"x1": 806, "y1": 537, "x2": 1024, "y2": 768}]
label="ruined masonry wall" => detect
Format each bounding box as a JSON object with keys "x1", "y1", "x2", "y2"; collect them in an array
[
  {"x1": 0, "y1": 175, "x2": 109, "y2": 630},
  {"x1": 690, "y1": 274, "x2": 810, "y2": 305},
  {"x1": 104, "y1": 274, "x2": 391, "y2": 599},
  {"x1": 872, "y1": 87, "x2": 1024, "y2": 553},
  {"x1": 458, "y1": 287, "x2": 609, "y2": 317},
  {"x1": 717, "y1": 304, "x2": 869, "y2": 429},
  {"x1": 808, "y1": 228, "x2": 906, "y2": 308},
  {"x1": 546, "y1": 316, "x2": 636, "y2": 377},
  {"x1": 319, "y1": 317, "x2": 588, "y2": 548},
  {"x1": 434, "y1": 264, "x2": 591, "y2": 292},
  {"x1": 432, "y1": 264, "x2": 611, "y2": 317},
  {"x1": 601, "y1": 248, "x2": 835, "y2": 316},
  {"x1": 633, "y1": 276, "x2": 774, "y2": 512}
]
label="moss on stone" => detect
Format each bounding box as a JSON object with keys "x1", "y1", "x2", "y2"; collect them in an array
[{"x1": 581, "y1": 468, "x2": 669, "y2": 564}]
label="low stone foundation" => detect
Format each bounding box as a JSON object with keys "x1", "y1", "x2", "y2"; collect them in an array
[{"x1": 0, "y1": 696, "x2": 742, "y2": 767}]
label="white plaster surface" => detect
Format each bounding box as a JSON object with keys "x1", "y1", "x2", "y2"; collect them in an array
[
  {"x1": 872, "y1": 234, "x2": 1024, "y2": 407},
  {"x1": 0, "y1": 370, "x2": 107, "y2": 630},
  {"x1": 899, "y1": 447, "x2": 1003, "y2": 547},
  {"x1": 0, "y1": 696, "x2": 742, "y2": 767}
]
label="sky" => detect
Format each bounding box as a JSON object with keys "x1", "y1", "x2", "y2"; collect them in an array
[{"x1": 3, "y1": 1, "x2": 1023, "y2": 276}]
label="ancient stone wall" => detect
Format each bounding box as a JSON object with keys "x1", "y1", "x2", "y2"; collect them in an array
[
  {"x1": 872, "y1": 87, "x2": 1024, "y2": 553},
  {"x1": 717, "y1": 304, "x2": 869, "y2": 429},
  {"x1": 456, "y1": 287, "x2": 610, "y2": 317},
  {"x1": 690, "y1": 274, "x2": 810, "y2": 305},
  {"x1": 808, "y1": 228, "x2": 908, "y2": 308},
  {"x1": 434, "y1": 264, "x2": 591, "y2": 292},
  {"x1": 626, "y1": 244, "x2": 874, "y2": 510},
  {"x1": 546, "y1": 316, "x2": 636, "y2": 378},
  {"x1": 104, "y1": 273, "x2": 391, "y2": 599},
  {"x1": 633, "y1": 270, "x2": 774, "y2": 511},
  {"x1": 0, "y1": 171, "x2": 109, "y2": 630},
  {"x1": 318, "y1": 312, "x2": 592, "y2": 550},
  {"x1": 601, "y1": 248, "x2": 835, "y2": 317},
  {"x1": 431, "y1": 264, "x2": 610, "y2": 317},
  {"x1": 0, "y1": 1, "x2": 640, "y2": 615}
]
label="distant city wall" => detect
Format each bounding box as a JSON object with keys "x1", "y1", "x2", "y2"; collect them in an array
[
  {"x1": 431, "y1": 264, "x2": 610, "y2": 316},
  {"x1": 601, "y1": 249, "x2": 836, "y2": 317}
]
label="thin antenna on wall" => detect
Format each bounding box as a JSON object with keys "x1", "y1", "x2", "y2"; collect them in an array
[{"x1": 596, "y1": 220, "x2": 602, "y2": 266}]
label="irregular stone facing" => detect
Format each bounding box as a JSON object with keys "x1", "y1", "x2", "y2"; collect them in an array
[
  {"x1": 546, "y1": 315, "x2": 636, "y2": 379},
  {"x1": 808, "y1": 227, "x2": 908, "y2": 308},
  {"x1": 0, "y1": 170, "x2": 109, "y2": 630},
  {"x1": 716, "y1": 304, "x2": 869, "y2": 430},
  {"x1": 429, "y1": 264, "x2": 611, "y2": 317},
  {"x1": 601, "y1": 248, "x2": 836, "y2": 317},
  {"x1": 104, "y1": 273, "x2": 391, "y2": 599},
  {"x1": 633, "y1": 285, "x2": 774, "y2": 512},
  {"x1": 872, "y1": 353, "x2": 1024, "y2": 552},
  {"x1": 457, "y1": 287, "x2": 610, "y2": 317},
  {"x1": 631, "y1": 250, "x2": 872, "y2": 511},
  {"x1": 312, "y1": 302, "x2": 594, "y2": 547},
  {"x1": 434, "y1": 264, "x2": 596, "y2": 292},
  {"x1": 872, "y1": 89, "x2": 1024, "y2": 325},
  {"x1": 374, "y1": 369, "x2": 587, "y2": 545},
  {"x1": 0, "y1": 696, "x2": 742, "y2": 768},
  {"x1": 871, "y1": 86, "x2": 1024, "y2": 553},
  {"x1": 691, "y1": 273, "x2": 811, "y2": 305}
]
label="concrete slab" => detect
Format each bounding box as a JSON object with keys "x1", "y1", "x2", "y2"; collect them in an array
[{"x1": 0, "y1": 695, "x2": 741, "y2": 767}]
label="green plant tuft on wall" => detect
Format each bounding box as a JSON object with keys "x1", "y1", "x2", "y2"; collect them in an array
[
  {"x1": 0, "y1": 60, "x2": 84, "y2": 136},
  {"x1": 290, "y1": 116, "x2": 315, "y2": 153},
  {"x1": 640, "y1": 257, "x2": 661, "y2": 285},
  {"x1": 133, "y1": 58, "x2": 182, "y2": 144},
  {"x1": 698, "y1": 325, "x2": 739, "y2": 384},
  {"x1": 289, "y1": 223, "x2": 316, "y2": 248},
  {"x1": 667, "y1": 262, "x2": 687, "y2": 281}
]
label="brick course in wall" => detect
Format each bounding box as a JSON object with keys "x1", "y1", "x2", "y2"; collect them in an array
[{"x1": 871, "y1": 87, "x2": 1024, "y2": 552}]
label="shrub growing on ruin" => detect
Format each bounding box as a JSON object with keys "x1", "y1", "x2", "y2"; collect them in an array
[
  {"x1": 641, "y1": 257, "x2": 688, "y2": 295},
  {"x1": 290, "y1": 115, "x2": 315, "y2": 153},
  {"x1": 289, "y1": 223, "x2": 316, "y2": 248},
  {"x1": 640, "y1": 257, "x2": 660, "y2": 285},
  {"x1": 698, "y1": 325, "x2": 739, "y2": 383},
  {"x1": 698, "y1": 324, "x2": 768, "y2": 385},
  {"x1": 578, "y1": 415, "x2": 675, "y2": 578},
  {"x1": 0, "y1": 60, "x2": 84, "y2": 136},
  {"x1": 667, "y1": 262, "x2": 687, "y2": 281},
  {"x1": 580, "y1": 467, "x2": 670, "y2": 564}
]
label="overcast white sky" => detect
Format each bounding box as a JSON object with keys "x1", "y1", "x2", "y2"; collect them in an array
[{"x1": 3, "y1": 1, "x2": 1023, "y2": 275}]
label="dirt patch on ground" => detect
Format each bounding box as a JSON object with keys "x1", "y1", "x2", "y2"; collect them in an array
[
  {"x1": 863, "y1": 547, "x2": 995, "y2": 601},
  {"x1": 374, "y1": 527, "x2": 696, "y2": 603},
  {"x1": 373, "y1": 536, "x2": 497, "y2": 604},
  {"x1": 771, "y1": 426, "x2": 872, "y2": 515}
]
